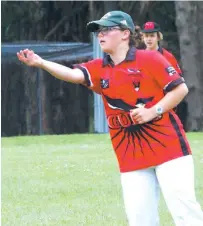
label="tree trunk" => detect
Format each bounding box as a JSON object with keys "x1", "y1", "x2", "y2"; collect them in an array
[
  {"x1": 22, "y1": 67, "x2": 39, "y2": 135},
  {"x1": 175, "y1": 1, "x2": 203, "y2": 131}
]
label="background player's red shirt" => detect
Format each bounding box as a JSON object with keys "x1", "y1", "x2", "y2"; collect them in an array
[
  {"x1": 75, "y1": 47, "x2": 191, "y2": 172},
  {"x1": 158, "y1": 46, "x2": 183, "y2": 76}
]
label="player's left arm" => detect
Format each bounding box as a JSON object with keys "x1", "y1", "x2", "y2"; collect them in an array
[
  {"x1": 131, "y1": 51, "x2": 188, "y2": 123},
  {"x1": 151, "y1": 83, "x2": 188, "y2": 114}
]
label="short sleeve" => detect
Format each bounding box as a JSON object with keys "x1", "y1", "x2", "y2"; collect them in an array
[
  {"x1": 165, "y1": 50, "x2": 183, "y2": 76},
  {"x1": 74, "y1": 59, "x2": 102, "y2": 94},
  {"x1": 170, "y1": 56, "x2": 183, "y2": 76},
  {"x1": 140, "y1": 51, "x2": 185, "y2": 93}
]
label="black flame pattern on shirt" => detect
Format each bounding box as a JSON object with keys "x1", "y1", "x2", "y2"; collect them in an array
[{"x1": 103, "y1": 94, "x2": 169, "y2": 160}]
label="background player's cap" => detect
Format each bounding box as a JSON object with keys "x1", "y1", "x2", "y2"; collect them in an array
[
  {"x1": 141, "y1": 22, "x2": 161, "y2": 33},
  {"x1": 141, "y1": 21, "x2": 163, "y2": 40},
  {"x1": 86, "y1": 11, "x2": 135, "y2": 33}
]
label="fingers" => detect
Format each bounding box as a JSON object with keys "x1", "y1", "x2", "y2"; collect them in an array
[
  {"x1": 130, "y1": 109, "x2": 141, "y2": 120},
  {"x1": 17, "y1": 49, "x2": 34, "y2": 57},
  {"x1": 17, "y1": 50, "x2": 25, "y2": 58},
  {"x1": 135, "y1": 116, "x2": 143, "y2": 124},
  {"x1": 130, "y1": 109, "x2": 145, "y2": 124},
  {"x1": 17, "y1": 51, "x2": 25, "y2": 61},
  {"x1": 134, "y1": 115, "x2": 144, "y2": 124},
  {"x1": 137, "y1": 119, "x2": 144, "y2": 124},
  {"x1": 130, "y1": 109, "x2": 139, "y2": 117},
  {"x1": 16, "y1": 49, "x2": 35, "y2": 64},
  {"x1": 23, "y1": 49, "x2": 34, "y2": 55},
  {"x1": 17, "y1": 50, "x2": 27, "y2": 63}
]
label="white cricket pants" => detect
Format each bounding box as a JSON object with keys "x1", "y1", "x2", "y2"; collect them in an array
[{"x1": 121, "y1": 155, "x2": 203, "y2": 226}]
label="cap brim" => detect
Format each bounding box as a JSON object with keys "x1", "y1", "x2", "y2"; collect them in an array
[
  {"x1": 141, "y1": 29, "x2": 160, "y2": 33},
  {"x1": 86, "y1": 19, "x2": 118, "y2": 32}
]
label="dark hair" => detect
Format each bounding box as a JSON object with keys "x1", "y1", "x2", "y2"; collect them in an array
[
  {"x1": 130, "y1": 25, "x2": 145, "y2": 49},
  {"x1": 119, "y1": 24, "x2": 145, "y2": 49}
]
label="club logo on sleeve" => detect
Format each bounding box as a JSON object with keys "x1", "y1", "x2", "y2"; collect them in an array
[
  {"x1": 100, "y1": 79, "x2": 109, "y2": 89},
  {"x1": 165, "y1": 66, "x2": 177, "y2": 76}
]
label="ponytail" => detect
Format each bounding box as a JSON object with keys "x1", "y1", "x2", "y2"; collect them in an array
[
  {"x1": 119, "y1": 24, "x2": 146, "y2": 49},
  {"x1": 129, "y1": 25, "x2": 146, "y2": 49}
]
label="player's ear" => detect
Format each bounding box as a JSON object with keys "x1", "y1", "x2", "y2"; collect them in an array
[{"x1": 122, "y1": 29, "x2": 131, "y2": 40}]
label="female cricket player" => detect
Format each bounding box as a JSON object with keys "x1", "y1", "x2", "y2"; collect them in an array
[{"x1": 17, "y1": 10, "x2": 203, "y2": 226}]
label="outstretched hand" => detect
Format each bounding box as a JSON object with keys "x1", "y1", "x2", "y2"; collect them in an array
[{"x1": 17, "y1": 49, "x2": 42, "y2": 67}]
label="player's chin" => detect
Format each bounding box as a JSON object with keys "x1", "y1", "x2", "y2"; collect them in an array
[
  {"x1": 100, "y1": 45, "x2": 112, "y2": 53},
  {"x1": 101, "y1": 47, "x2": 112, "y2": 54}
]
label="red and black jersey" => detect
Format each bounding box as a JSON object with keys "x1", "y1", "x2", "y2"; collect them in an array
[
  {"x1": 158, "y1": 46, "x2": 183, "y2": 76},
  {"x1": 75, "y1": 47, "x2": 191, "y2": 173}
]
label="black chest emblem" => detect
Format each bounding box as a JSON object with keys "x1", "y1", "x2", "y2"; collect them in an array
[
  {"x1": 127, "y1": 68, "x2": 142, "y2": 91},
  {"x1": 133, "y1": 81, "x2": 140, "y2": 91},
  {"x1": 100, "y1": 79, "x2": 109, "y2": 89}
]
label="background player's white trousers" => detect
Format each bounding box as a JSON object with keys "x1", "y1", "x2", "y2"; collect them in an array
[{"x1": 121, "y1": 155, "x2": 203, "y2": 226}]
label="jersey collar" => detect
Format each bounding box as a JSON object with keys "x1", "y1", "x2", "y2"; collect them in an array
[
  {"x1": 102, "y1": 46, "x2": 136, "y2": 67},
  {"x1": 157, "y1": 45, "x2": 163, "y2": 54}
]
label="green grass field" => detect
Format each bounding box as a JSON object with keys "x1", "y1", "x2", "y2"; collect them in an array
[{"x1": 2, "y1": 133, "x2": 203, "y2": 226}]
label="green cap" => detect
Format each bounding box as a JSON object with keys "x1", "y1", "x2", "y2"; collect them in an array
[{"x1": 87, "y1": 11, "x2": 135, "y2": 33}]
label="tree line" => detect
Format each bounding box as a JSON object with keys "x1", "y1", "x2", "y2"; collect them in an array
[{"x1": 2, "y1": 1, "x2": 203, "y2": 135}]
